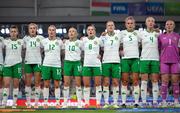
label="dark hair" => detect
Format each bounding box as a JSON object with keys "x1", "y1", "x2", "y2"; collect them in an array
[
  {"x1": 10, "y1": 25, "x2": 20, "y2": 38},
  {"x1": 10, "y1": 25, "x2": 19, "y2": 31},
  {"x1": 125, "y1": 16, "x2": 135, "y2": 23}
]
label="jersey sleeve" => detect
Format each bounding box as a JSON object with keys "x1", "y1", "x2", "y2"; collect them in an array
[
  {"x1": 155, "y1": 32, "x2": 160, "y2": 38},
  {"x1": 39, "y1": 35, "x2": 45, "y2": 41},
  {"x1": 136, "y1": 30, "x2": 142, "y2": 42},
  {"x1": 177, "y1": 34, "x2": 180, "y2": 48},
  {"x1": 81, "y1": 38, "x2": 86, "y2": 51},
  {"x1": 0, "y1": 37, "x2": 5, "y2": 48},
  {"x1": 117, "y1": 32, "x2": 122, "y2": 43},
  {"x1": 19, "y1": 39, "x2": 24, "y2": 46},
  {"x1": 3, "y1": 39, "x2": 8, "y2": 48},
  {"x1": 158, "y1": 34, "x2": 162, "y2": 50},
  {"x1": 98, "y1": 37, "x2": 104, "y2": 47},
  {"x1": 78, "y1": 40, "x2": 84, "y2": 50},
  {"x1": 40, "y1": 38, "x2": 45, "y2": 48},
  {"x1": 99, "y1": 36, "x2": 105, "y2": 46},
  {"x1": 59, "y1": 39, "x2": 64, "y2": 50},
  {"x1": 119, "y1": 31, "x2": 124, "y2": 44},
  {"x1": 22, "y1": 36, "x2": 27, "y2": 49}
]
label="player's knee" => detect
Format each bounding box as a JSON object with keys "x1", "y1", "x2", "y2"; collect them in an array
[
  {"x1": 84, "y1": 83, "x2": 90, "y2": 87},
  {"x1": 152, "y1": 79, "x2": 158, "y2": 83},
  {"x1": 4, "y1": 84, "x2": 10, "y2": 88},
  {"x1": 122, "y1": 80, "x2": 128, "y2": 86},
  {"x1": 112, "y1": 81, "x2": 119, "y2": 87},
  {"x1": 162, "y1": 78, "x2": 169, "y2": 84},
  {"x1": 95, "y1": 83, "x2": 101, "y2": 87},
  {"x1": 25, "y1": 82, "x2": 31, "y2": 86},
  {"x1": 141, "y1": 76, "x2": 148, "y2": 81},
  {"x1": 75, "y1": 82, "x2": 81, "y2": 87},
  {"x1": 44, "y1": 86, "x2": 49, "y2": 88},
  {"x1": 133, "y1": 80, "x2": 139, "y2": 86},
  {"x1": 103, "y1": 81, "x2": 109, "y2": 87},
  {"x1": 64, "y1": 82, "x2": 70, "y2": 87}
]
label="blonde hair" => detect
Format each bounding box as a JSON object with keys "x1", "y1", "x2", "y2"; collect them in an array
[
  {"x1": 125, "y1": 16, "x2": 135, "y2": 23},
  {"x1": 68, "y1": 27, "x2": 78, "y2": 38},
  {"x1": 48, "y1": 25, "x2": 56, "y2": 30},
  {"x1": 28, "y1": 23, "x2": 38, "y2": 29},
  {"x1": 87, "y1": 24, "x2": 96, "y2": 31},
  {"x1": 86, "y1": 24, "x2": 96, "y2": 35},
  {"x1": 166, "y1": 19, "x2": 175, "y2": 26},
  {"x1": 145, "y1": 16, "x2": 155, "y2": 23}
]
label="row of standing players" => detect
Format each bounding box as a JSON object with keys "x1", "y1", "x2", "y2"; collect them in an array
[{"x1": 0, "y1": 16, "x2": 179, "y2": 109}]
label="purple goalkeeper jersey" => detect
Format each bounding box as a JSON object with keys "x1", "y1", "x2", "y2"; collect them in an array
[{"x1": 158, "y1": 32, "x2": 180, "y2": 63}]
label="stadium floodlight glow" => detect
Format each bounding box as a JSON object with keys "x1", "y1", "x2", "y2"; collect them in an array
[
  {"x1": 1, "y1": 28, "x2": 5, "y2": 34},
  {"x1": 138, "y1": 28, "x2": 143, "y2": 32},
  {"x1": 115, "y1": 29, "x2": 120, "y2": 33},
  {"x1": 56, "y1": 29, "x2": 58, "y2": 33},
  {"x1": 56, "y1": 28, "x2": 62, "y2": 34},
  {"x1": 38, "y1": 28, "x2": 43, "y2": 34},
  {"x1": 163, "y1": 29, "x2": 166, "y2": 33},
  {"x1": 5, "y1": 28, "x2": 9, "y2": 34},
  {"x1": 59, "y1": 28, "x2": 63, "y2": 34},
  {"x1": 63, "y1": 28, "x2": 67, "y2": 34},
  {"x1": 83, "y1": 29, "x2": 86, "y2": 34}
]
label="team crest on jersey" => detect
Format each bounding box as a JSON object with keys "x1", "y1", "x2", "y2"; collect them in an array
[
  {"x1": 115, "y1": 36, "x2": 118, "y2": 40},
  {"x1": 133, "y1": 32, "x2": 137, "y2": 36},
  {"x1": 155, "y1": 34, "x2": 158, "y2": 38},
  {"x1": 75, "y1": 42, "x2": 79, "y2": 46},
  {"x1": 36, "y1": 38, "x2": 40, "y2": 42},
  {"x1": 55, "y1": 41, "x2": 59, "y2": 45},
  {"x1": 17, "y1": 41, "x2": 21, "y2": 45},
  {"x1": 94, "y1": 41, "x2": 98, "y2": 45}
]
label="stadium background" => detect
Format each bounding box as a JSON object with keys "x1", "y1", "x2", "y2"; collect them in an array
[{"x1": 0, "y1": 0, "x2": 180, "y2": 112}]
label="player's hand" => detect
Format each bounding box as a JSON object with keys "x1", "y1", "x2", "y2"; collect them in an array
[
  {"x1": 101, "y1": 32, "x2": 107, "y2": 36},
  {"x1": 80, "y1": 36, "x2": 85, "y2": 40},
  {"x1": 97, "y1": 55, "x2": 101, "y2": 60},
  {"x1": 154, "y1": 28, "x2": 160, "y2": 33},
  {"x1": 62, "y1": 39, "x2": 67, "y2": 43},
  {"x1": 120, "y1": 50, "x2": 124, "y2": 56}
]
